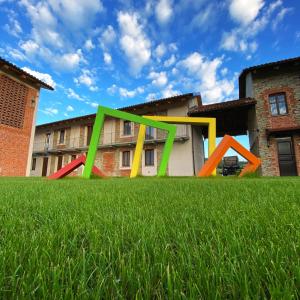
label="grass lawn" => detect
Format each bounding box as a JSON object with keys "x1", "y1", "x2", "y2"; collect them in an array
[{"x1": 0, "y1": 177, "x2": 299, "y2": 299}]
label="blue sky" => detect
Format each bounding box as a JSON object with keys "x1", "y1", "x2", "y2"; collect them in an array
[{"x1": 0, "y1": 0, "x2": 299, "y2": 128}]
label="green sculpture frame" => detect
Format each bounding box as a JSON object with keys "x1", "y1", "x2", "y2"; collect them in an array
[{"x1": 82, "y1": 106, "x2": 177, "y2": 178}]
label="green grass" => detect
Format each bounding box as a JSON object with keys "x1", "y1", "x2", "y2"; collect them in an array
[{"x1": 0, "y1": 177, "x2": 299, "y2": 299}]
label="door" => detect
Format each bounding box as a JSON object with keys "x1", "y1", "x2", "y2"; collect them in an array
[
  {"x1": 42, "y1": 157, "x2": 48, "y2": 176},
  {"x1": 142, "y1": 149, "x2": 157, "y2": 176},
  {"x1": 57, "y1": 155, "x2": 63, "y2": 171},
  {"x1": 277, "y1": 137, "x2": 297, "y2": 176}
]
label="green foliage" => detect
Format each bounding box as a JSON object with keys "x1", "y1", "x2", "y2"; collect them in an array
[{"x1": 0, "y1": 177, "x2": 299, "y2": 299}]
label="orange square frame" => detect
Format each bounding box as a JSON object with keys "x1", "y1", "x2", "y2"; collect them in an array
[{"x1": 198, "y1": 135, "x2": 261, "y2": 177}]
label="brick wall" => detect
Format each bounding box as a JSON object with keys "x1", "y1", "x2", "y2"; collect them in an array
[
  {"x1": 0, "y1": 74, "x2": 39, "y2": 176},
  {"x1": 252, "y1": 70, "x2": 300, "y2": 176}
]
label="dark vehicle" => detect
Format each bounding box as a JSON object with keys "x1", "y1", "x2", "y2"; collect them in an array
[{"x1": 222, "y1": 156, "x2": 240, "y2": 176}]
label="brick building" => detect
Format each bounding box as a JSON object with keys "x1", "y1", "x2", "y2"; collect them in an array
[
  {"x1": 191, "y1": 56, "x2": 300, "y2": 176},
  {"x1": 31, "y1": 94, "x2": 205, "y2": 177},
  {"x1": 0, "y1": 57, "x2": 53, "y2": 176}
]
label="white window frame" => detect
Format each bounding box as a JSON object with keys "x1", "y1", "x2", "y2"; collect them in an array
[
  {"x1": 120, "y1": 120, "x2": 134, "y2": 137},
  {"x1": 119, "y1": 150, "x2": 133, "y2": 170}
]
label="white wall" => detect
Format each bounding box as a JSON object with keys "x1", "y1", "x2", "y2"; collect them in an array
[{"x1": 167, "y1": 105, "x2": 194, "y2": 176}]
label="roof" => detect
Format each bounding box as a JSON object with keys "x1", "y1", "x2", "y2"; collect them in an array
[
  {"x1": 0, "y1": 57, "x2": 54, "y2": 90},
  {"x1": 189, "y1": 98, "x2": 257, "y2": 138},
  {"x1": 189, "y1": 98, "x2": 256, "y2": 114},
  {"x1": 119, "y1": 93, "x2": 194, "y2": 111},
  {"x1": 36, "y1": 93, "x2": 195, "y2": 129},
  {"x1": 239, "y1": 56, "x2": 300, "y2": 98}
]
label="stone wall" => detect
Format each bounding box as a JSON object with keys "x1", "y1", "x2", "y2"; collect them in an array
[{"x1": 252, "y1": 70, "x2": 300, "y2": 176}]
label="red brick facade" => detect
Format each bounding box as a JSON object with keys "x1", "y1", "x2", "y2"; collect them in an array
[{"x1": 0, "y1": 74, "x2": 39, "y2": 176}]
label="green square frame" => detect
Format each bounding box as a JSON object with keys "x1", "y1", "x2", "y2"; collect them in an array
[{"x1": 82, "y1": 106, "x2": 176, "y2": 178}]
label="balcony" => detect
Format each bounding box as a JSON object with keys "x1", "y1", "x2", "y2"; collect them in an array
[{"x1": 32, "y1": 125, "x2": 190, "y2": 154}]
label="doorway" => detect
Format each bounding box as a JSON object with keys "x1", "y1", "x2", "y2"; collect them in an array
[
  {"x1": 57, "y1": 155, "x2": 63, "y2": 171},
  {"x1": 42, "y1": 157, "x2": 48, "y2": 176},
  {"x1": 277, "y1": 137, "x2": 297, "y2": 176}
]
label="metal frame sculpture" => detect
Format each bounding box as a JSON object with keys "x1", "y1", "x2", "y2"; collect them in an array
[
  {"x1": 198, "y1": 135, "x2": 261, "y2": 177},
  {"x1": 48, "y1": 155, "x2": 105, "y2": 179},
  {"x1": 132, "y1": 116, "x2": 217, "y2": 177},
  {"x1": 82, "y1": 106, "x2": 177, "y2": 179}
]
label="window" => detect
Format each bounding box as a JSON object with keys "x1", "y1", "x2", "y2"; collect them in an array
[
  {"x1": 122, "y1": 151, "x2": 130, "y2": 167},
  {"x1": 123, "y1": 121, "x2": 132, "y2": 136},
  {"x1": 59, "y1": 129, "x2": 65, "y2": 144},
  {"x1": 57, "y1": 155, "x2": 63, "y2": 170},
  {"x1": 188, "y1": 97, "x2": 198, "y2": 109},
  {"x1": 45, "y1": 133, "x2": 51, "y2": 145},
  {"x1": 269, "y1": 93, "x2": 287, "y2": 116},
  {"x1": 71, "y1": 154, "x2": 77, "y2": 161},
  {"x1": 145, "y1": 149, "x2": 154, "y2": 166},
  {"x1": 31, "y1": 157, "x2": 36, "y2": 171},
  {"x1": 86, "y1": 125, "x2": 93, "y2": 145},
  {"x1": 146, "y1": 127, "x2": 155, "y2": 140}
]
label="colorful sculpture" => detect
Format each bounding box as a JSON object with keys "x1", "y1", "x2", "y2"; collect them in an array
[
  {"x1": 48, "y1": 155, "x2": 105, "y2": 179},
  {"x1": 198, "y1": 135, "x2": 261, "y2": 177},
  {"x1": 132, "y1": 116, "x2": 217, "y2": 177},
  {"x1": 82, "y1": 106, "x2": 177, "y2": 179}
]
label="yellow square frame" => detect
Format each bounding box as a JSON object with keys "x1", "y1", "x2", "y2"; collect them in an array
[{"x1": 131, "y1": 116, "x2": 217, "y2": 178}]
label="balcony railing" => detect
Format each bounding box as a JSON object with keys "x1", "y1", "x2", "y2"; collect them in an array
[{"x1": 33, "y1": 125, "x2": 189, "y2": 153}]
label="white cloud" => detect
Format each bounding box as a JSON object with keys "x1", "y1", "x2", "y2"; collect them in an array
[
  {"x1": 117, "y1": 11, "x2": 151, "y2": 75},
  {"x1": 66, "y1": 105, "x2": 74, "y2": 112},
  {"x1": 221, "y1": 1, "x2": 286, "y2": 54},
  {"x1": 155, "y1": 0, "x2": 173, "y2": 25},
  {"x1": 4, "y1": 17, "x2": 22, "y2": 37},
  {"x1": 9, "y1": 49, "x2": 27, "y2": 61},
  {"x1": 178, "y1": 52, "x2": 235, "y2": 103},
  {"x1": 20, "y1": 40, "x2": 39, "y2": 56},
  {"x1": 154, "y1": 43, "x2": 166, "y2": 59},
  {"x1": 146, "y1": 93, "x2": 158, "y2": 102},
  {"x1": 84, "y1": 39, "x2": 95, "y2": 51},
  {"x1": 89, "y1": 102, "x2": 99, "y2": 108},
  {"x1": 53, "y1": 49, "x2": 83, "y2": 71},
  {"x1": 229, "y1": 0, "x2": 264, "y2": 26},
  {"x1": 100, "y1": 25, "x2": 116, "y2": 49},
  {"x1": 162, "y1": 84, "x2": 179, "y2": 98},
  {"x1": 74, "y1": 69, "x2": 98, "y2": 91},
  {"x1": 164, "y1": 54, "x2": 176, "y2": 68},
  {"x1": 107, "y1": 84, "x2": 144, "y2": 98},
  {"x1": 272, "y1": 7, "x2": 293, "y2": 30},
  {"x1": 48, "y1": 0, "x2": 104, "y2": 30},
  {"x1": 42, "y1": 107, "x2": 59, "y2": 116},
  {"x1": 22, "y1": 67, "x2": 56, "y2": 88},
  {"x1": 103, "y1": 52, "x2": 112, "y2": 65},
  {"x1": 148, "y1": 71, "x2": 168, "y2": 87},
  {"x1": 119, "y1": 87, "x2": 137, "y2": 98},
  {"x1": 66, "y1": 88, "x2": 84, "y2": 101},
  {"x1": 296, "y1": 31, "x2": 300, "y2": 41}
]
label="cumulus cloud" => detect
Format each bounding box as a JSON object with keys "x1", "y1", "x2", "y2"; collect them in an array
[
  {"x1": 178, "y1": 52, "x2": 235, "y2": 103},
  {"x1": 161, "y1": 84, "x2": 179, "y2": 98},
  {"x1": 48, "y1": 0, "x2": 104, "y2": 30},
  {"x1": 107, "y1": 84, "x2": 144, "y2": 98},
  {"x1": 22, "y1": 67, "x2": 56, "y2": 88},
  {"x1": 66, "y1": 105, "x2": 74, "y2": 112},
  {"x1": 156, "y1": 0, "x2": 173, "y2": 25},
  {"x1": 84, "y1": 39, "x2": 95, "y2": 51},
  {"x1": 148, "y1": 71, "x2": 168, "y2": 87},
  {"x1": 229, "y1": 0, "x2": 264, "y2": 26},
  {"x1": 74, "y1": 69, "x2": 98, "y2": 91},
  {"x1": 103, "y1": 52, "x2": 112, "y2": 65},
  {"x1": 4, "y1": 15, "x2": 22, "y2": 37},
  {"x1": 164, "y1": 54, "x2": 176, "y2": 68},
  {"x1": 117, "y1": 11, "x2": 151, "y2": 75},
  {"x1": 100, "y1": 25, "x2": 116, "y2": 49},
  {"x1": 66, "y1": 88, "x2": 84, "y2": 101},
  {"x1": 221, "y1": 0, "x2": 288, "y2": 55},
  {"x1": 154, "y1": 43, "x2": 167, "y2": 59},
  {"x1": 42, "y1": 107, "x2": 59, "y2": 116}
]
